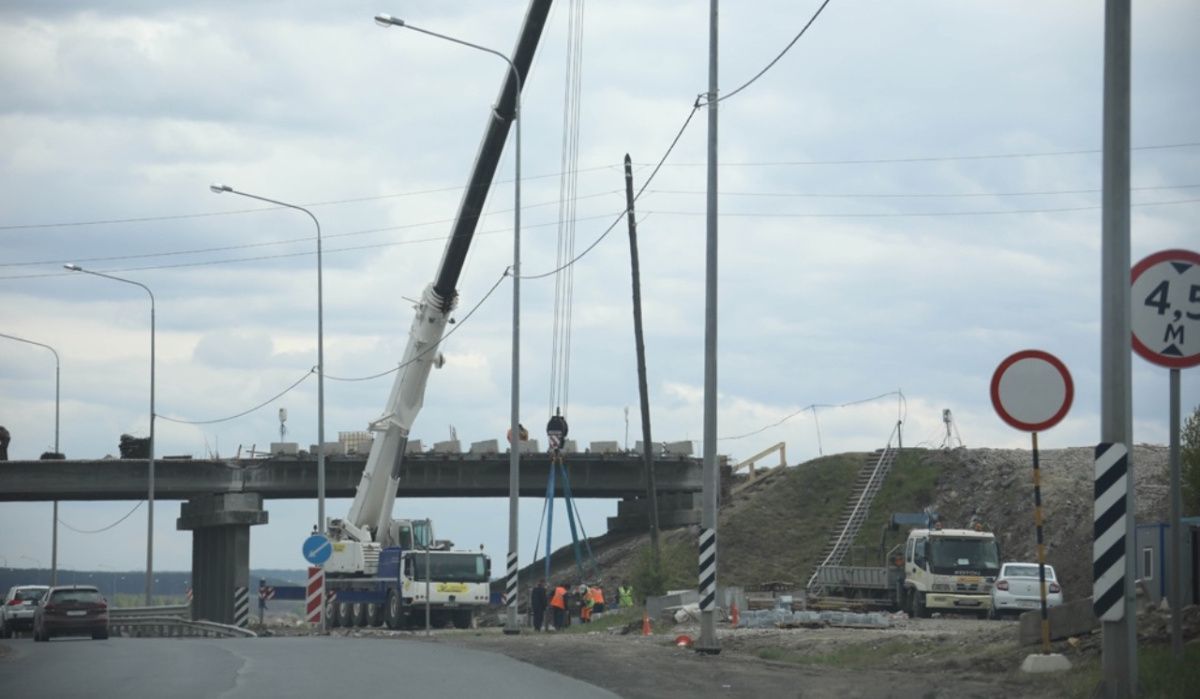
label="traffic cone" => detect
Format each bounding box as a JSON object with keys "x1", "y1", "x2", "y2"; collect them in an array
[
  {"x1": 642, "y1": 610, "x2": 652, "y2": 636},
  {"x1": 731, "y1": 600, "x2": 740, "y2": 627}
]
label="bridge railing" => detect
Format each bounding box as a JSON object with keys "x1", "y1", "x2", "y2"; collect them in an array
[{"x1": 108, "y1": 604, "x2": 255, "y2": 638}]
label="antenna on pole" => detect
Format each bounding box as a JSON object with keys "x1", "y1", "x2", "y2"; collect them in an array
[
  {"x1": 939, "y1": 409, "x2": 963, "y2": 449},
  {"x1": 279, "y1": 407, "x2": 288, "y2": 443}
]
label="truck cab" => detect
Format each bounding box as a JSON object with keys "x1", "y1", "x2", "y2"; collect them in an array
[{"x1": 903, "y1": 527, "x2": 999, "y2": 617}]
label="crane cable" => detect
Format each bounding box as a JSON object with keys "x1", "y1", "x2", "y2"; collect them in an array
[{"x1": 548, "y1": 0, "x2": 586, "y2": 419}]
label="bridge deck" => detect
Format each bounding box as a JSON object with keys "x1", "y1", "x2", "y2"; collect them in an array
[{"x1": 0, "y1": 453, "x2": 702, "y2": 501}]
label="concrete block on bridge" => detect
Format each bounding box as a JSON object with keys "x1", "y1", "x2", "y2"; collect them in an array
[
  {"x1": 1018, "y1": 597, "x2": 1099, "y2": 645},
  {"x1": 309, "y1": 442, "x2": 345, "y2": 457},
  {"x1": 270, "y1": 442, "x2": 298, "y2": 457},
  {"x1": 405, "y1": 440, "x2": 423, "y2": 454},
  {"x1": 432, "y1": 439, "x2": 461, "y2": 454},
  {"x1": 590, "y1": 441, "x2": 620, "y2": 454},
  {"x1": 470, "y1": 439, "x2": 499, "y2": 455},
  {"x1": 635, "y1": 440, "x2": 694, "y2": 456}
]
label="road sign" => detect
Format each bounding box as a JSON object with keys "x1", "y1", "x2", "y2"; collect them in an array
[
  {"x1": 302, "y1": 534, "x2": 332, "y2": 565},
  {"x1": 1131, "y1": 249, "x2": 1200, "y2": 369},
  {"x1": 990, "y1": 350, "x2": 1074, "y2": 432}
]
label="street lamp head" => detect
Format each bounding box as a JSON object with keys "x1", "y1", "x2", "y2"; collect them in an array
[
  {"x1": 374, "y1": 14, "x2": 405, "y2": 28},
  {"x1": 209, "y1": 183, "x2": 232, "y2": 194},
  {"x1": 63, "y1": 263, "x2": 82, "y2": 272}
]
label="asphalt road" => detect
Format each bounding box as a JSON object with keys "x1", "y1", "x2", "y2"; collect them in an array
[{"x1": 0, "y1": 635, "x2": 618, "y2": 699}]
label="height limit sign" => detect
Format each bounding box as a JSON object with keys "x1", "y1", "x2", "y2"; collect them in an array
[{"x1": 1131, "y1": 248, "x2": 1200, "y2": 369}]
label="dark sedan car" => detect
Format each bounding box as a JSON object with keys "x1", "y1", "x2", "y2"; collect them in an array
[{"x1": 33, "y1": 585, "x2": 109, "y2": 641}]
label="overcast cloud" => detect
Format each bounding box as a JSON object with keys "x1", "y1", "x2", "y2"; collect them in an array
[{"x1": 1, "y1": 1, "x2": 1197, "y2": 573}]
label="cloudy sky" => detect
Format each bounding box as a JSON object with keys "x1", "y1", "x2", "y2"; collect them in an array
[{"x1": 1, "y1": 1, "x2": 1197, "y2": 574}]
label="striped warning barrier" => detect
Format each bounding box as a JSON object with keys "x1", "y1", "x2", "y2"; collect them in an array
[
  {"x1": 698, "y1": 527, "x2": 716, "y2": 612},
  {"x1": 505, "y1": 552, "x2": 518, "y2": 610},
  {"x1": 233, "y1": 586, "x2": 249, "y2": 628},
  {"x1": 1093, "y1": 442, "x2": 1128, "y2": 622},
  {"x1": 306, "y1": 566, "x2": 324, "y2": 624}
]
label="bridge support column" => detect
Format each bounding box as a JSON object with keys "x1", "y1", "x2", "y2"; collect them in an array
[
  {"x1": 607, "y1": 492, "x2": 702, "y2": 531},
  {"x1": 176, "y1": 493, "x2": 268, "y2": 625}
]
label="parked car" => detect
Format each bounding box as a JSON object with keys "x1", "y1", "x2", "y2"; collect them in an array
[
  {"x1": 32, "y1": 585, "x2": 109, "y2": 641},
  {"x1": 1, "y1": 585, "x2": 50, "y2": 638},
  {"x1": 989, "y1": 562, "x2": 1063, "y2": 619}
]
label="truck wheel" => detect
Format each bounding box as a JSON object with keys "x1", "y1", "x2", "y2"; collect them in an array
[
  {"x1": 915, "y1": 592, "x2": 929, "y2": 619},
  {"x1": 326, "y1": 598, "x2": 341, "y2": 628},
  {"x1": 452, "y1": 611, "x2": 472, "y2": 630},
  {"x1": 339, "y1": 601, "x2": 354, "y2": 627},
  {"x1": 352, "y1": 602, "x2": 368, "y2": 627},
  {"x1": 385, "y1": 591, "x2": 402, "y2": 630},
  {"x1": 368, "y1": 603, "x2": 385, "y2": 627}
]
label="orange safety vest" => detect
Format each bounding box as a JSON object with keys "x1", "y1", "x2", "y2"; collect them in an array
[
  {"x1": 589, "y1": 587, "x2": 604, "y2": 606},
  {"x1": 550, "y1": 586, "x2": 567, "y2": 609}
]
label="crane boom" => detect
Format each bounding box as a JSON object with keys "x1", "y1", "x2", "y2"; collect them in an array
[{"x1": 332, "y1": 0, "x2": 554, "y2": 551}]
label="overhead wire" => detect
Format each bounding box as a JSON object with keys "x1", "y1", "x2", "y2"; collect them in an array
[
  {"x1": 642, "y1": 197, "x2": 1200, "y2": 220},
  {"x1": 157, "y1": 369, "x2": 316, "y2": 425},
  {"x1": 708, "y1": 0, "x2": 833, "y2": 105},
  {"x1": 324, "y1": 269, "x2": 509, "y2": 382},
  {"x1": 644, "y1": 183, "x2": 1200, "y2": 200},
  {"x1": 57, "y1": 501, "x2": 144, "y2": 534},
  {"x1": 720, "y1": 390, "x2": 905, "y2": 441}
]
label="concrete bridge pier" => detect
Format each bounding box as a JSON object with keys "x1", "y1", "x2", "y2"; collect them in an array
[
  {"x1": 607, "y1": 492, "x2": 703, "y2": 531},
  {"x1": 177, "y1": 493, "x2": 268, "y2": 625}
]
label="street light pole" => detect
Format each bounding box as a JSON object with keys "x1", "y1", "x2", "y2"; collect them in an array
[
  {"x1": 375, "y1": 13, "x2": 524, "y2": 637},
  {"x1": 62, "y1": 264, "x2": 155, "y2": 604},
  {"x1": 0, "y1": 332, "x2": 60, "y2": 585},
  {"x1": 209, "y1": 185, "x2": 327, "y2": 537}
]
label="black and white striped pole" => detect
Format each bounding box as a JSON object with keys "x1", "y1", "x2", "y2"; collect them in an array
[
  {"x1": 1093, "y1": 443, "x2": 1128, "y2": 625},
  {"x1": 233, "y1": 586, "x2": 249, "y2": 629},
  {"x1": 991, "y1": 349, "x2": 1073, "y2": 673}
]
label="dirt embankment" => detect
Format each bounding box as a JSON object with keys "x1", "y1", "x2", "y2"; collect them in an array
[{"x1": 928, "y1": 445, "x2": 1169, "y2": 599}]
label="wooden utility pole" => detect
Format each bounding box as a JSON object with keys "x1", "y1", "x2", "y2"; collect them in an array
[{"x1": 623, "y1": 154, "x2": 661, "y2": 567}]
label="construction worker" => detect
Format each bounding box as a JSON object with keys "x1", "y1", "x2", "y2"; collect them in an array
[
  {"x1": 578, "y1": 584, "x2": 593, "y2": 623},
  {"x1": 549, "y1": 583, "x2": 567, "y2": 631},
  {"x1": 531, "y1": 579, "x2": 547, "y2": 632},
  {"x1": 589, "y1": 583, "x2": 605, "y2": 615},
  {"x1": 618, "y1": 580, "x2": 634, "y2": 609}
]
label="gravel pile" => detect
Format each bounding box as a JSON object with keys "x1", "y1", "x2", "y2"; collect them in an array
[{"x1": 925, "y1": 445, "x2": 1169, "y2": 599}]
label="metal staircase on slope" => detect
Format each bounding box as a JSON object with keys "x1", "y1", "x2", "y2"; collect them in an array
[{"x1": 806, "y1": 440, "x2": 899, "y2": 594}]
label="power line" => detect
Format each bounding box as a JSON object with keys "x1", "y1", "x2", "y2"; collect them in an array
[
  {"x1": 157, "y1": 369, "x2": 315, "y2": 426},
  {"x1": 57, "y1": 501, "x2": 144, "y2": 534},
  {"x1": 518, "y1": 103, "x2": 701, "y2": 280},
  {"x1": 0, "y1": 211, "x2": 625, "y2": 281},
  {"x1": 0, "y1": 164, "x2": 625, "y2": 232},
  {"x1": 720, "y1": 390, "x2": 904, "y2": 441},
  {"x1": 710, "y1": 0, "x2": 833, "y2": 105},
  {"x1": 638, "y1": 141, "x2": 1200, "y2": 168},
  {"x1": 646, "y1": 183, "x2": 1200, "y2": 200},
  {"x1": 325, "y1": 270, "x2": 509, "y2": 382},
  {"x1": 643, "y1": 197, "x2": 1200, "y2": 220}
]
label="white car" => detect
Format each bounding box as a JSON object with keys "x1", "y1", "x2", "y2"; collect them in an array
[
  {"x1": 989, "y1": 562, "x2": 1063, "y2": 618},
  {"x1": 1, "y1": 585, "x2": 50, "y2": 637}
]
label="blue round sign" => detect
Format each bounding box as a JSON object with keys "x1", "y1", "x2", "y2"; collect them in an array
[{"x1": 302, "y1": 534, "x2": 332, "y2": 565}]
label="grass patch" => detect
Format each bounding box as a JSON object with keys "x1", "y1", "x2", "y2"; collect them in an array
[
  {"x1": 630, "y1": 538, "x2": 696, "y2": 601},
  {"x1": 558, "y1": 606, "x2": 641, "y2": 635},
  {"x1": 1053, "y1": 643, "x2": 1200, "y2": 699},
  {"x1": 756, "y1": 640, "x2": 914, "y2": 668},
  {"x1": 720, "y1": 453, "x2": 865, "y2": 587},
  {"x1": 849, "y1": 450, "x2": 942, "y2": 565}
]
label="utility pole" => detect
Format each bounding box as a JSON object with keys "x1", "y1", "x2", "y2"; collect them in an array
[
  {"x1": 695, "y1": 0, "x2": 721, "y2": 655},
  {"x1": 1099, "y1": 1, "x2": 1135, "y2": 696},
  {"x1": 623, "y1": 154, "x2": 661, "y2": 568}
]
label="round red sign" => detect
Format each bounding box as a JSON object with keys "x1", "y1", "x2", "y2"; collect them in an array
[{"x1": 990, "y1": 349, "x2": 1074, "y2": 432}]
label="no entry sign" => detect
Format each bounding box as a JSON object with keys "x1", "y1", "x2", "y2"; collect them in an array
[
  {"x1": 991, "y1": 350, "x2": 1074, "y2": 432},
  {"x1": 1131, "y1": 248, "x2": 1200, "y2": 369}
]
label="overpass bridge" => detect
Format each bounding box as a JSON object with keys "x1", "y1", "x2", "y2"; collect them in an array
[{"x1": 0, "y1": 452, "x2": 713, "y2": 625}]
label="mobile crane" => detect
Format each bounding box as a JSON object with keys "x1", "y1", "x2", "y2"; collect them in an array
[{"x1": 314, "y1": 0, "x2": 554, "y2": 630}]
